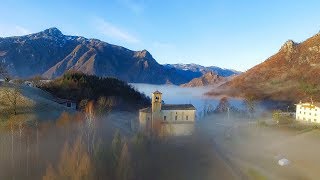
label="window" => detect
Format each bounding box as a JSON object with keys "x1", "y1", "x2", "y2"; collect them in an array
[
  {"x1": 316, "y1": 109, "x2": 318, "y2": 111},
  {"x1": 164, "y1": 116, "x2": 167, "y2": 121},
  {"x1": 315, "y1": 114, "x2": 317, "y2": 116},
  {"x1": 300, "y1": 111, "x2": 301, "y2": 114},
  {"x1": 175, "y1": 116, "x2": 177, "y2": 120},
  {"x1": 314, "y1": 119, "x2": 317, "y2": 122},
  {"x1": 304, "y1": 112, "x2": 306, "y2": 115},
  {"x1": 147, "y1": 117, "x2": 150, "y2": 121},
  {"x1": 186, "y1": 116, "x2": 188, "y2": 120},
  {"x1": 67, "y1": 102, "x2": 71, "y2": 107},
  {"x1": 310, "y1": 113, "x2": 312, "y2": 115},
  {"x1": 303, "y1": 118, "x2": 306, "y2": 120}
]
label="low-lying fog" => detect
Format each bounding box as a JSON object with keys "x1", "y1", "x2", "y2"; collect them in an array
[
  {"x1": 131, "y1": 83, "x2": 244, "y2": 111},
  {"x1": 1, "y1": 83, "x2": 319, "y2": 180}
]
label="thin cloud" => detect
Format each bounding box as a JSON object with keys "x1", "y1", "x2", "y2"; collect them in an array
[
  {"x1": 152, "y1": 41, "x2": 175, "y2": 49},
  {"x1": 118, "y1": 0, "x2": 145, "y2": 14},
  {"x1": 0, "y1": 25, "x2": 31, "y2": 37},
  {"x1": 93, "y1": 17, "x2": 140, "y2": 43},
  {"x1": 14, "y1": 26, "x2": 30, "y2": 35}
]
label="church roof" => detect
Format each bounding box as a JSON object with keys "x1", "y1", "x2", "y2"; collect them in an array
[
  {"x1": 153, "y1": 90, "x2": 162, "y2": 94},
  {"x1": 139, "y1": 104, "x2": 196, "y2": 113},
  {"x1": 296, "y1": 102, "x2": 320, "y2": 108},
  {"x1": 139, "y1": 107, "x2": 151, "y2": 113},
  {"x1": 162, "y1": 104, "x2": 196, "y2": 110}
]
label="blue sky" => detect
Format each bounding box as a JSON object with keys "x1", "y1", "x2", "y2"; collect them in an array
[{"x1": 1, "y1": 0, "x2": 320, "y2": 71}]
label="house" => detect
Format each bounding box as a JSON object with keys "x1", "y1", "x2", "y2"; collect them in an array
[
  {"x1": 139, "y1": 91, "x2": 196, "y2": 135},
  {"x1": 23, "y1": 81, "x2": 34, "y2": 87},
  {"x1": 54, "y1": 98, "x2": 77, "y2": 110},
  {"x1": 295, "y1": 101, "x2": 320, "y2": 123}
]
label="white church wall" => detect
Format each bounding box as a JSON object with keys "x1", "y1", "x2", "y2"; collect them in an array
[
  {"x1": 162, "y1": 123, "x2": 194, "y2": 136},
  {"x1": 161, "y1": 110, "x2": 196, "y2": 122},
  {"x1": 139, "y1": 112, "x2": 150, "y2": 130}
]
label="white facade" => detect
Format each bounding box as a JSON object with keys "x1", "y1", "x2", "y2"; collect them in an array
[
  {"x1": 161, "y1": 109, "x2": 196, "y2": 122},
  {"x1": 295, "y1": 102, "x2": 320, "y2": 123}
]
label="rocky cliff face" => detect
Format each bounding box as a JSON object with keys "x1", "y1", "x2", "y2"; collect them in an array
[
  {"x1": 221, "y1": 31, "x2": 320, "y2": 101},
  {"x1": 181, "y1": 72, "x2": 227, "y2": 87},
  {"x1": 0, "y1": 28, "x2": 193, "y2": 84}
]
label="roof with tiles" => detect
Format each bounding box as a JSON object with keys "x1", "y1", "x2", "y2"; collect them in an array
[
  {"x1": 162, "y1": 104, "x2": 196, "y2": 110},
  {"x1": 139, "y1": 104, "x2": 196, "y2": 113}
]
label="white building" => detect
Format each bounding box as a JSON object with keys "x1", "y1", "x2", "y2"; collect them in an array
[
  {"x1": 139, "y1": 91, "x2": 196, "y2": 135},
  {"x1": 295, "y1": 101, "x2": 320, "y2": 123}
]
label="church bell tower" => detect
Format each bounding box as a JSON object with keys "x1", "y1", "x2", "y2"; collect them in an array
[
  {"x1": 151, "y1": 90, "x2": 162, "y2": 125},
  {"x1": 152, "y1": 90, "x2": 162, "y2": 113}
]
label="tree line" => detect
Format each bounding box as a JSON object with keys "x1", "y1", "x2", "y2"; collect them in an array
[{"x1": 40, "y1": 71, "x2": 150, "y2": 111}]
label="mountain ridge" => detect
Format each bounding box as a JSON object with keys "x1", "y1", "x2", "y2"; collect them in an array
[
  {"x1": 181, "y1": 72, "x2": 229, "y2": 87},
  {"x1": 0, "y1": 28, "x2": 194, "y2": 84},
  {"x1": 164, "y1": 63, "x2": 241, "y2": 77}
]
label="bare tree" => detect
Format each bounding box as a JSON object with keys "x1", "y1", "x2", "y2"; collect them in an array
[
  {"x1": 0, "y1": 61, "x2": 9, "y2": 81},
  {"x1": 214, "y1": 97, "x2": 231, "y2": 113},
  {"x1": 10, "y1": 121, "x2": 15, "y2": 170},
  {"x1": 43, "y1": 137, "x2": 93, "y2": 180},
  {"x1": 243, "y1": 94, "x2": 257, "y2": 120},
  {"x1": 2, "y1": 83, "x2": 25, "y2": 115},
  {"x1": 84, "y1": 101, "x2": 96, "y2": 155},
  {"x1": 111, "y1": 130, "x2": 123, "y2": 167},
  {"x1": 116, "y1": 141, "x2": 132, "y2": 180}
]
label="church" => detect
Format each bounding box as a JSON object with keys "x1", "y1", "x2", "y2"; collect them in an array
[{"x1": 139, "y1": 91, "x2": 196, "y2": 133}]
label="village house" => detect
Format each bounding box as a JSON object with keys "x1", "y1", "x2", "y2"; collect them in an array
[
  {"x1": 54, "y1": 98, "x2": 77, "y2": 110},
  {"x1": 139, "y1": 91, "x2": 196, "y2": 134},
  {"x1": 295, "y1": 101, "x2": 320, "y2": 123}
]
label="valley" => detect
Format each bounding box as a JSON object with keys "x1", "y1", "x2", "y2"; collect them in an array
[{"x1": 1, "y1": 2, "x2": 320, "y2": 179}]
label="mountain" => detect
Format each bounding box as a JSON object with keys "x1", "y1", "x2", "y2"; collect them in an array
[
  {"x1": 181, "y1": 72, "x2": 228, "y2": 87},
  {"x1": 217, "y1": 32, "x2": 320, "y2": 101},
  {"x1": 164, "y1": 63, "x2": 241, "y2": 77},
  {"x1": 0, "y1": 28, "x2": 193, "y2": 84}
]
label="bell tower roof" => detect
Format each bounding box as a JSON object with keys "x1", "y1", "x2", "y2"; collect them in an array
[{"x1": 153, "y1": 90, "x2": 162, "y2": 94}]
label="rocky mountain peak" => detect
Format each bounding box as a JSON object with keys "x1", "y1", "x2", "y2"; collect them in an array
[
  {"x1": 134, "y1": 49, "x2": 152, "y2": 59},
  {"x1": 181, "y1": 71, "x2": 226, "y2": 87},
  {"x1": 42, "y1": 27, "x2": 64, "y2": 37},
  {"x1": 280, "y1": 40, "x2": 297, "y2": 53},
  {"x1": 204, "y1": 71, "x2": 218, "y2": 78}
]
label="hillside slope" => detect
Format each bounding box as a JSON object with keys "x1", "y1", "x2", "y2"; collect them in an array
[
  {"x1": 40, "y1": 72, "x2": 150, "y2": 110},
  {"x1": 0, "y1": 82, "x2": 73, "y2": 121},
  {"x1": 0, "y1": 28, "x2": 192, "y2": 84},
  {"x1": 223, "y1": 32, "x2": 320, "y2": 101}
]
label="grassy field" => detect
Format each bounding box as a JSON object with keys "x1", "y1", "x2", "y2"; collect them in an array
[{"x1": 0, "y1": 84, "x2": 73, "y2": 123}]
